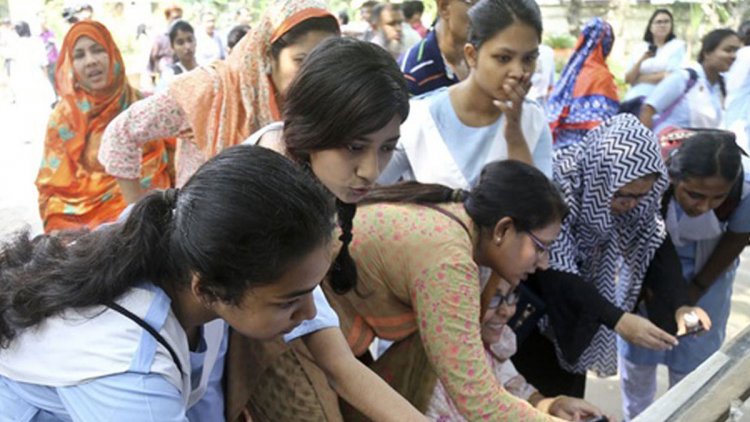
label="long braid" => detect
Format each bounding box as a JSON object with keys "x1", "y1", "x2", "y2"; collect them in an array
[{"x1": 330, "y1": 199, "x2": 358, "y2": 294}]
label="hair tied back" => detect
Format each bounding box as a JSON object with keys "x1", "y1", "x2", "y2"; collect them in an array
[
  {"x1": 450, "y1": 189, "x2": 467, "y2": 203},
  {"x1": 162, "y1": 188, "x2": 180, "y2": 209}
]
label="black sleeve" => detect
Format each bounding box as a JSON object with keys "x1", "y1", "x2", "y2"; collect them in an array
[
  {"x1": 639, "y1": 235, "x2": 689, "y2": 334},
  {"x1": 524, "y1": 269, "x2": 625, "y2": 364}
]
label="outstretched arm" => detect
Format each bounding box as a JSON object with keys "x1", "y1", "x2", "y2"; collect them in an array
[
  {"x1": 99, "y1": 91, "x2": 191, "y2": 202},
  {"x1": 304, "y1": 327, "x2": 428, "y2": 422}
]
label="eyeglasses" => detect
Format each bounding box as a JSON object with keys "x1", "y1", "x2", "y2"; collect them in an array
[
  {"x1": 652, "y1": 19, "x2": 671, "y2": 25},
  {"x1": 488, "y1": 288, "x2": 520, "y2": 309},
  {"x1": 526, "y1": 231, "x2": 551, "y2": 258},
  {"x1": 612, "y1": 191, "x2": 649, "y2": 202}
]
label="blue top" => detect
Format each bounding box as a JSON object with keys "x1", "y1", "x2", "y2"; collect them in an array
[
  {"x1": 645, "y1": 66, "x2": 723, "y2": 134},
  {"x1": 0, "y1": 286, "x2": 227, "y2": 422},
  {"x1": 399, "y1": 30, "x2": 459, "y2": 97},
  {"x1": 675, "y1": 175, "x2": 750, "y2": 266},
  {"x1": 430, "y1": 91, "x2": 503, "y2": 186},
  {"x1": 282, "y1": 286, "x2": 340, "y2": 342},
  {"x1": 378, "y1": 89, "x2": 553, "y2": 185},
  {"x1": 620, "y1": 164, "x2": 750, "y2": 372},
  {"x1": 428, "y1": 89, "x2": 553, "y2": 182}
]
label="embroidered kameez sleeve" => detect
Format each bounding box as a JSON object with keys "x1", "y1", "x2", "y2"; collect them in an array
[
  {"x1": 409, "y1": 241, "x2": 553, "y2": 421},
  {"x1": 99, "y1": 91, "x2": 191, "y2": 180}
]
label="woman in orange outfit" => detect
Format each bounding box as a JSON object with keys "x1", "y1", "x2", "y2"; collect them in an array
[{"x1": 36, "y1": 21, "x2": 172, "y2": 232}]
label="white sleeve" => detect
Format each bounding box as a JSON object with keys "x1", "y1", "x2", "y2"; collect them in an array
[
  {"x1": 378, "y1": 143, "x2": 413, "y2": 184},
  {"x1": 532, "y1": 125, "x2": 554, "y2": 179},
  {"x1": 282, "y1": 286, "x2": 340, "y2": 342}
]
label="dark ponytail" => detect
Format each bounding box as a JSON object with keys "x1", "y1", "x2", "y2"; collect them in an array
[
  {"x1": 0, "y1": 191, "x2": 178, "y2": 348},
  {"x1": 329, "y1": 200, "x2": 357, "y2": 294},
  {"x1": 362, "y1": 160, "x2": 568, "y2": 233},
  {"x1": 361, "y1": 183, "x2": 468, "y2": 205},
  {"x1": 0, "y1": 145, "x2": 336, "y2": 347}
]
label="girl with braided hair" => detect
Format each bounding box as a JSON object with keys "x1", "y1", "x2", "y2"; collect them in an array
[
  {"x1": 329, "y1": 160, "x2": 575, "y2": 421},
  {"x1": 229, "y1": 36, "x2": 424, "y2": 422}
]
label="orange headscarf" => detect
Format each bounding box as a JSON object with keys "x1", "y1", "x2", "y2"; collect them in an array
[
  {"x1": 36, "y1": 21, "x2": 171, "y2": 232},
  {"x1": 168, "y1": 0, "x2": 337, "y2": 162}
]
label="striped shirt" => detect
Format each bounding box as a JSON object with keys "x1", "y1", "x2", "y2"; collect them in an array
[{"x1": 399, "y1": 30, "x2": 459, "y2": 96}]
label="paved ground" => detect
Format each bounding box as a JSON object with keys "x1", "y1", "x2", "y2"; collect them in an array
[{"x1": 1, "y1": 94, "x2": 749, "y2": 421}]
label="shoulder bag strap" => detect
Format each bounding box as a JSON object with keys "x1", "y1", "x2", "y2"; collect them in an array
[{"x1": 106, "y1": 301, "x2": 184, "y2": 377}]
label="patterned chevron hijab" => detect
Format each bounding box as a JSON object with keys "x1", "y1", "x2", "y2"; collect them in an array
[{"x1": 550, "y1": 113, "x2": 669, "y2": 376}]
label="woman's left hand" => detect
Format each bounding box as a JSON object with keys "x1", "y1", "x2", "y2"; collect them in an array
[
  {"x1": 547, "y1": 395, "x2": 610, "y2": 421},
  {"x1": 675, "y1": 306, "x2": 712, "y2": 336}
]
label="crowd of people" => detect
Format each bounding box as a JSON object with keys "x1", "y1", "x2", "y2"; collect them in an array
[{"x1": 0, "y1": 0, "x2": 749, "y2": 421}]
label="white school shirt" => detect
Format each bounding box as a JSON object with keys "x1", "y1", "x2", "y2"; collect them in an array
[
  {"x1": 646, "y1": 64, "x2": 724, "y2": 134},
  {"x1": 379, "y1": 88, "x2": 551, "y2": 188},
  {"x1": 0, "y1": 283, "x2": 226, "y2": 421},
  {"x1": 623, "y1": 38, "x2": 686, "y2": 101},
  {"x1": 724, "y1": 46, "x2": 750, "y2": 154}
]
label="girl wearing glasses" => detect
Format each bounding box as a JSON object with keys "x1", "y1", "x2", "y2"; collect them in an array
[
  {"x1": 623, "y1": 9, "x2": 686, "y2": 102},
  {"x1": 619, "y1": 130, "x2": 749, "y2": 420},
  {"x1": 323, "y1": 160, "x2": 568, "y2": 421},
  {"x1": 427, "y1": 278, "x2": 608, "y2": 421},
  {"x1": 513, "y1": 114, "x2": 711, "y2": 399}
]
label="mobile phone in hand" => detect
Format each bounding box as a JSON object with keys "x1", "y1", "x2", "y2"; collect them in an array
[
  {"x1": 677, "y1": 324, "x2": 706, "y2": 339},
  {"x1": 648, "y1": 43, "x2": 657, "y2": 54},
  {"x1": 585, "y1": 416, "x2": 608, "y2": 422}
]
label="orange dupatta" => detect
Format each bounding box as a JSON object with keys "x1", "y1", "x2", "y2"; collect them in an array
[
  {"x1": 36, "y1": 21, "x2": 171, "y2": 233},
  {"x1": 168, "y1": 0, "x2": 336, "y2": 166}
]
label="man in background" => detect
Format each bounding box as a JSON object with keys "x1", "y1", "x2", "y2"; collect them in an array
[
  {"x1": 148, "y1": 4, "x2": 183, "y2": 86},
  {"x1": 369, "y1": 3, "x2": 405, "y2": 59},
  {"x1": 195, "y1": 11, "x2": 225, "y2": 65},
  {"x1": 399, "y1": 0, "x2": 474, "y2": 96},
  {"x1": 403, "y1": 1, "x2": 427, "y2": 38},
  {"x1": 358, "y1": 1, "x2": 380, "y2": 41}
]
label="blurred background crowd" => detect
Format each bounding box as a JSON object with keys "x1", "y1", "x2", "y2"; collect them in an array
[{"x1": 0, "y1": 0, "x2": 748, "y2": 106}]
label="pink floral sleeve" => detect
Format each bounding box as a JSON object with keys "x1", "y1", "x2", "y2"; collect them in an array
[
  {"x1": 99, "y1": 91, "x2": 191, "y2": 179},
  {"x1": 410, "y1": 243, "x2": 553, "y2": 421}
]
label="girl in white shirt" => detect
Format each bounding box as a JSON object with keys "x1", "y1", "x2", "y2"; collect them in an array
[
  {"x1": 624, "y1": 9, "x2": 686, "y2": 101},
  {"x1": 0, "y1": 145, "x2": 336, "y2": 421}
]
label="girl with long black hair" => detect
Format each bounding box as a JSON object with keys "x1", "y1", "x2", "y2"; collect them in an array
[{"x1": 0, "y1": 145, "x2": 335, "y2": 420}]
